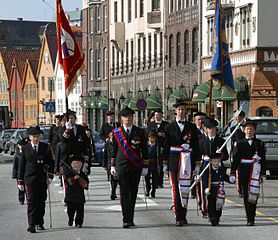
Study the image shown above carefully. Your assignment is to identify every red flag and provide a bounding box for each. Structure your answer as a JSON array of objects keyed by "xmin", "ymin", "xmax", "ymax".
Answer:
[{"xmin": 57, "ymin": 0, "xmax": 83, "ymax": 96}]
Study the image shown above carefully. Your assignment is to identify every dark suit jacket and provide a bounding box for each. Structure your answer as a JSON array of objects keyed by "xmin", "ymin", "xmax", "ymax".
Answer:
[
  {"xmin": 232, "ymin": 138, "xmax": 266, "ymax": 175},
  {"xmin": 230, "ymin": 125, "xmax": 245, "ymax": 151},
  {"xmin": 145, "ymin": 120, "xmax": 169, "ymax": 146},
  {"xmin": 18, "ymin": 142, "xmax": 54, "ymax": 181},
  {"xmin": 111, "ymin": 125, "xmax": 148, "ymax": 173},
  {"xmin": 163, "ymin": 120, "xmax": 201, "ymax": 171},
  {"xmin": 100, "ymin": 122, "xmax": 120, "ymax": 140},
  {"xmin": 199, "ymin": 135, "xmax": 229, "ymax": 162}
]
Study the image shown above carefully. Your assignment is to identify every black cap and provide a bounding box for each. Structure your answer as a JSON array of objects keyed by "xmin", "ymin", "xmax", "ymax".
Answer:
[
  {"xmin": 203, "ymin": 118, "xmax": 218, "ymax": 128},
  {"xmin": 242, "ymin": 119, "xmax": 257, "ymax": 128},
  {"xmin": 27, "ymin": 126, "xmax": 43, "ymax": 135},
  {"xmin": 154, "ymin": 108, "xmax": 163, "ymax": 114},
  {"xmin": 106, "ymin": 110, "xmax": 115, "ymax": 116},
  {"xmin": 193, "ymin": 112, "xmax": 207, "ymax": 118},
  {"xmin": 66, "ymin": 109, "xmax": 76, "ymax": 116},
  {"xmin": 55, "ymin": 114, "xmax": 64, "ymax": 121},
  {"xmin": 237, "ymin": 110, "xmax": 245, "ymax": 117},
  {"xmin": 209, "ymin": 152, "xmax": 222, "ymax": 159},
  {"xmin": 173, "ymin": 99, "xmax": 187, "ymax": 108},
  {"xmin": 69, "ymin": 154, "xmax": 84, "ymax": 163},
  {"xmin": 119, "ymin": 107, "xmax": 135, "ymax": 117}
]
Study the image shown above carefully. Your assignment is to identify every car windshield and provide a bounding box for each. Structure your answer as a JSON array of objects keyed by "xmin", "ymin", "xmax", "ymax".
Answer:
[
  {"xmin": 255, "ymin": 120, "xmax": 278, "ymax": 135},
  {"xmin": 4, "ymin": 130, "xmax": 15, "ymax": 139},
  {"xmin": 16, "ymin": 130, "xmax": 27, "ymax": 139},
  {"xmin": 93, "ymin": 132, "xmax": 104, "ymax": 144},
  {"xmin": 41, "ymin": 128, "xmax": 50, "ymax": 139}
]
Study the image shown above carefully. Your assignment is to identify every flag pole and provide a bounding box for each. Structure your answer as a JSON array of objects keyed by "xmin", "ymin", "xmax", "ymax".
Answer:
[
  {"xmin": 208, "ymin": 77, "xmax": 213, "ymax": 117},
  {"xmin": 65, "ymin": 94, "xmax": 69, "ymax": 121}
]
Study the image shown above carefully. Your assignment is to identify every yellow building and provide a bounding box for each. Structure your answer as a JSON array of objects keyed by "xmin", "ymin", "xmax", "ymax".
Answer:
[
  {"xmin": 37, "ymin": 32, "xmax": 57, "ymax": 125},
  {"xmin": 22, "ymin": 59, "xmax": 39, "ymax": 127}
]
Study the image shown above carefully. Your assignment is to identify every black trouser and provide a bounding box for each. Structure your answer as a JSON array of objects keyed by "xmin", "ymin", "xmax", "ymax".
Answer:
[
  {"xmin": 170, "ymin": 171, "xmax": 187, "ymax": 222},
  {"xmin": 67, "ymin": 202, "xmax": 84, "ymax": 226},
  {"xmin": 207, "ymin": 195, "xmax": 222, "ymax": 223},
  {"xmin": 118, "ymin": 169, "xmax": 141, "ymax": 224},
  {"xmin": 145, "ymin": 170, "xmax": 158, "ymax": 194},
  {"xmin": 240, "ymin": 166, "xmax": 257, "ymax": 222},
  {"xmin": 25, "ymin": 178, "xmax": 47, "ymax": 226},
  {"xmin": 110, "ymin": 174, "xmax": 118, "ymax": 196}
]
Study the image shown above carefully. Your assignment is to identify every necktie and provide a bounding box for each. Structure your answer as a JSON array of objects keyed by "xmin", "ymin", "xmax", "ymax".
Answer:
[
  {"xmin": 126, "ymin": 128, "xmax": 130, "ymax": 135},
  {"xmin": 178, "ymin": 120, "xmax": 185, "ymax": 125},
  {"xmin": 33, "ymin": 146, "xmax": 37, "ymax": 153}
]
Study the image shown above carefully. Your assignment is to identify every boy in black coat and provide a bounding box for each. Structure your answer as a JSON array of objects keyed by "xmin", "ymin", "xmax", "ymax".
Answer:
[
  {"xmin": 12, "ymin": 138, "xmax": 28, "ymax": 204},
  {"xmin": 64, "ymin": 156, "xmax": 89, "ymax": 228},
  {"xmin": 103, "ymin": 130, "xmax": 118, "ymax": 200},
  {"xmin": 203, "ymin": 153, "xmax": 235, "ymax": 226}
]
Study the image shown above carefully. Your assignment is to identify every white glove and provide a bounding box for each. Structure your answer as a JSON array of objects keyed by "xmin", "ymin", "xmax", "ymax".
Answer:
[
  {"xmin": 47, "ymin": 178, "xmax": 53, "ymax": 185},
  {"xmin": 82, "ymin": 162, "xmax": 88, "ymax": 174},
  {"xmin": 163, "ymin": 165, "xmax": 168, "ymax": 174},
  {"xmin": 141, "ymin": 168, "xmax": 148, "ymax": 176},
  {"xmin": 110, "ymin": 166, "xmax": 116, "ymax": 176},
  {"xmin": 65, "ymin": 121, "xmax": 72, "ymax": 129},
  {"xmin": 18, "ymin": 185, "xmax": 24, "ymax": 191},
  {"xmin": 229, "ymin": 176, "xmax": 236, "ymax": 184},
  {"xmin": 83, "ymin": 155, "xmax": 89, "ymax": 162},
  {"xmin": 205, "ymin": 188, "xmax": 210, "ymax": 196},
  {"xmin": 194, "ymin": 166, "xmax": 200, "ymax": 175}
]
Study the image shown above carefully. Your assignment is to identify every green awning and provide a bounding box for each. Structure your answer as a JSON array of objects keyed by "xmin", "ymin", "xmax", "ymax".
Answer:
[
  {"xmin": 88, "ymin": 99, "xmax": 98, "ymax": 109},
  {"xmin": 98, "ymin": 96, "xmax": 108, "ymax": 110},
  {"xmin": 128, "ymin": 96, "xmax": 140, "ymax": 111},
  {"xmin": 121, "ymin": 99, "xmax": 130, "ymax": 109},
  {"xmin": 146, "ymin": 94, "xmax": 162, "ymax": 110},
  {"xmin": 192, "ymin": 81, "xmax": 211, "ymax": 102}
]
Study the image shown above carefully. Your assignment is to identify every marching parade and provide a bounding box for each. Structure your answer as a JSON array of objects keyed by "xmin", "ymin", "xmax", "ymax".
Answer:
[{"xmin": 1, "ymin": 0, "xmax": 278, "ymax": 239}]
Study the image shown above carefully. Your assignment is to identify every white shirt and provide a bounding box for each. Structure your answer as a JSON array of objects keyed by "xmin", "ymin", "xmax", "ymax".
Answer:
[
  {"xmin": 73, "ymin": 125, "xmax": 77, "ymax": 136},
  {"xmin": 124, "ymin": 125, "xmax": 133, "ymax": 135},
  {"xmin": 176, "ymin": 119, "xmax": 186, "ymax": 132},
  {"xmin": 31, "ymin": 142, "xmax": 39, "ymax": 152}
]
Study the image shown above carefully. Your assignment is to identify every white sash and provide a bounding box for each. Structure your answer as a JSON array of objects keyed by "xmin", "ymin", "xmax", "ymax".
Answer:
[
  {"xmin": 178, "ymin": 144, "xmax": 192, "ymax": 208},
  {"xmin": 216, "ymin": 181, "xmax": 226, "ymax": 210},
  {"xmin": 248, "ymin": 155, "xmax": 261, "ymax": 203}
]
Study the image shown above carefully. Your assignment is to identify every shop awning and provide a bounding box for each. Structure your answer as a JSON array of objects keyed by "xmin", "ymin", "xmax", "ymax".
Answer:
[
  {"xmin": 168, "ymin": 89, "xmax": 189, "ymax": 108},
  {"xmin": 146, "ymin": 94, "xmax": 162, "ymax": 110},
  {"xmin": 192, "ymin": 81, "xmax": 211, "ymax": 102},
  {"xmin": 89, "ymin": 97, "xmax": 108, "ymax": 109},
  {"xmin": 121, "ymin": 99, "xmax": 130, "ymax": 108}
]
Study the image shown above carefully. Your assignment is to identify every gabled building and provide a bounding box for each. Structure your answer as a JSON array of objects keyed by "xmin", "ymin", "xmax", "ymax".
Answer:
[
  {"xmin": 37, "ymin": 31, "xmax": 57, "ymax": 125},
  {"xmin": 22, "ymin": 59, "xmax": 39, "ymax": 127},
  {"xmin": 8, "ymin": 50, "xmax": 40, "ymax": 128}
]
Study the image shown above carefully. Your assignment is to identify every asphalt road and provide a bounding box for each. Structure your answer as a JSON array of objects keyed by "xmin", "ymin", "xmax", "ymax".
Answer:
[{"xmin": 1, "ymin": 153, "xmax": 278, "ymax": 240}]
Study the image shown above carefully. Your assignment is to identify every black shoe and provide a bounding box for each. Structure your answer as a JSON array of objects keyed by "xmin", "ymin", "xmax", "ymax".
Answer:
[
  {"xmin": 182, "ymin": 219, "xmax": 188, "ymax": 225},
  {"xmin": 27, "ymin": 225, "xmax": 36, "ymax": 233},
  {"xmin": 110, "ymin": 194, "xmax": 117, "ymax": 200},
  {"xmin": 123, "ymin": 223, "xmax": 130, "ymax": 228},
  {"xmin": 151, "ymin": 192, "xmax": 156, "ymax": 198},
  {"xmin": 145, "ymin": 190, "xmax": 150, "ymax": 197},
  {"xmin": 247, "ymin": 221, "xmax": 254, "ymax": 226},
  {"xmin": 76, "ymin": 224, "xmax": 82, "ymax": 228},
  {"xmin": 68, "ymin": 220, "xmax": 73, "ymax": 226},
  {"xmin": 175, "ymin": 221, "xmax": 183, "ymax": 227},
  {"xmin": 19, "ymin": 201, "xmax": 24, "ymax": 205},
  {"xmin": 128, "ymin": 222, "xmax": 135, "ymax": 226},
  {"xmin": 157, "ymin": 185, "xmax": 164, "ymax": 188},
  {"xmin": 37, "ymin": 225, "xmax": 45, "ymax": 230}
]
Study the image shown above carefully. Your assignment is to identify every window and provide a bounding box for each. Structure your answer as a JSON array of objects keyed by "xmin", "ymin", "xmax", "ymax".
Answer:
[
  {"xmin": 96, "ymin": 47, "xmax": 101, "ymax": 79},
  {"xmin": 30, "ymin": 105, "xmax": 33, "ymax": 119},
  {"xmin": 30, "ymin": 84, "xmax": 33, "ymax": 99},
  {"xmin": 184, "ymin": 30, "xmax": 189, "ymax": 64},
  {"xmin": 137, "ymin": 38, "xmax": 141, "ymax": 71},
  {"xmin": 114, "ymin": 2, "xmax": 118, "ymax": 22},
  {"xmin": 177, "ymin": 0, "xmax": 182, "ymax": 11},
  {"xmin": 33, "ymin": 84, "xmax": 36, "ymax": 99},
  {"xmin": 169, "ymin": 0, "xmax": 174, "ymax": 13},
  {"xmin": 185, "ymin": 0, "xmax": 190, "ymax": 8},
  {"xmin": 116, "ymin": 49, "xmax": 119, "ymax": 74},
  {"xmin": 148, "ymin": 34, "xmax": 152, "ymax": 69},
  {"xmin": 90, "ymin": 8, "xmax": 94, "ymax": 33},
  {"xmin": 121, "ymin": 0, "xmax": 124, "ymax": 22},
  {"xmin": 58, "ymin": 77, "xmax": 63, "ymax": 90},
  {"xmin": 152, "ymin": 0, "xmax": 160, "ymax": 11},
  {"xmin": 41, "ymin": 76, "xmax": 45, "ymax": 90},
  {"xmin": 25, "ymin": 84, "xmax": 29, "ymax": 100},
  {"xmin": 25, "ymin": 106, "xmax": 29, "ymax": 120},
  {"xmin": 48, "ymin": 78, "xmax": 54, "ymax": 92},
  {"xmin": 160, "ymin": 32, "xmax": 163, "ymax": 66},
  {"xmin": 97, "ymin": 5, "xmax": 101, "ymax": 32},
  {"xmin": 90, "ymin": 49, "xmax": 94, "ymax": 80},
  {"xmin": 143, "ymin": 37, "xmax": 146, "ymax": 69},
  {"xmin": 140, "ymin": 0, "xmax": 144, "ymax": 17},
  {"xmin": 169, "ymin": 34, "xmax": 174, "ymax": 67},
  {"xmin": 240, "ymin": 7, "xmax": 251, "ymax": 48},
  {"xmin": 103, "ymin": 48, "xmax": 108, "ymax": 80},
  {"xmin": 58, "ymin": 99, "xmax": 63, "ymax": 113},
  {"xmin": 126, "ymin": 41, "xmax": 129, "ymax": 73},
  {"xmin": 192, "ymin": 28, "xmax": 198, "ymax": 62},
  {"xmin": 131, "ymin": 40, "xmax": 134, "ymax": 72},
  {"xmin": 128, "ymin": 0, "xmax": 131, "ymax": 22},
  {"xmin": 112, "ymin": 46, "xmax": 115, "ymax": 75},
  {"xmin": 207, "ymin": 18, "xmax": 214, "ymax": 55},
  {"xmin": 154, "ymin": 34, "xmax": 157, "ymax": 67},
  {"xmin": 135, "ymin": 0, "xmax": 137, "ymax": 18},
  {"xmin": 121, "ymin": 51, "xmax": 124, "ymax": 74},
  {"xmin": 176, "ymin": 32, "xmax": 181, "ymax": 65},
  {"xmin": 103, "ymin": 5, "xmax": 108, "ymax": 32},
  {"xmin": 34, "ymin": 106, "xmax": 37, "ymax": 119}
]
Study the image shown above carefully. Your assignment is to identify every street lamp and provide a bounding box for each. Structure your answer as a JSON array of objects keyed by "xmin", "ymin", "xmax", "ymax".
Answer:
[
  {"xmin": 179, "ymin": 83, "xmax": 185, "ymax": 95},
  {"xmin": 166, "ymin": 84, "xmax": 172, "ymax": 99},
  {"xmin": 143, "ymin": 87, "xmax": 149, "ymax": 99},
  {"xmin": 119, "ymin": 93, "xmax": 125, "ymax": 106},
  {"xmin": 108, "ymin": 96, "xmax": 116, "ymax": 111},
  {"xmin": 154, "ymin": 86, "xmax": 160, "ymax": 97},
  {"xmin": 127, "ymin": 89, "xmax": 133, "ymax": 99},
  {"xmin": 138, "ymin": 88, "xmax": 143, "ymax": 98}
]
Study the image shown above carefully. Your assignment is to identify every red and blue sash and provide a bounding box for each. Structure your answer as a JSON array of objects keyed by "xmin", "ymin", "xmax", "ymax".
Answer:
[{"xmin": 113, "ymin": 127, "xmax": 142, "ymax": 169}]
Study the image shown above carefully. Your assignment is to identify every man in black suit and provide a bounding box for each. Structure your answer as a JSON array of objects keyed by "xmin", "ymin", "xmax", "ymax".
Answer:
[
  {"xmin": 232, "ymin": 120, "xmax": 266, "ymax": 226},
  {"xmin": 18, "ymin": 126, "xmax": 54, "ymax": 233},
  {"xmin": 48, "ymin": 114, "xmax": 64, "ymax": 156},
  {"xmin": 163, "ymin": 100, "xmax": 201, "ymax": 226},
  {"xmin": 110, "ymin": 107, "xmax": 149, "ymax": 228},
  {"xmin": 199, "ymin": 118, "xmax": 229, "ymax": 217},
  {"xmin": 146, "ymin": 109, "xmax": 169, "ymax": 188},
  {"xmin": 100, "ymin": 110, "xmax": 120, "ymax": 141},
  {"xmin": 230, "ymin": 110, "xmax": 246, "ymax": 197}
]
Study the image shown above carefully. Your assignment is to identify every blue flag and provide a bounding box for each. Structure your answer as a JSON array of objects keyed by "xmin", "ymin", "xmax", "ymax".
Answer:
[{"xmin": 211, "ymin": 0, "xmax": 234, "ymax": 90}]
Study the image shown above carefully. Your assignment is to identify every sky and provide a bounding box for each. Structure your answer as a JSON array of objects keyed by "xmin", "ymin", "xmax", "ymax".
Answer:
[{"xmin": 0, "ymin": 0, "xmax": 82, "ymax": 22}]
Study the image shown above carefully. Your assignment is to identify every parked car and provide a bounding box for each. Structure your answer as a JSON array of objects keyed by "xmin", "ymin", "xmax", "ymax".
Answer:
[
  {"xmin": 8, "ymin": 129, "xmax": 28, "ymax": 155},
  {"xmin": 222, "ymin": 117, "xmax": 278, "ymax": 176},
  {"xmin": 0, "ymin": 129, "xmax": 16, "ymax": 153},
  {"xmin": 92, "ymin": 131, "xmax": 105, "ymax": 166},
  {"xmin": 40, "ymin": 125, "xmax": 51, "ymax": 144}
]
